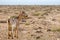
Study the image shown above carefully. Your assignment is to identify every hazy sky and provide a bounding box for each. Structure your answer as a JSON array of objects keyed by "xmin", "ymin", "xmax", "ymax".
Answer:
[{"xmin": 0, "ymin": 0, "xmax": 60, "ymax": 5}]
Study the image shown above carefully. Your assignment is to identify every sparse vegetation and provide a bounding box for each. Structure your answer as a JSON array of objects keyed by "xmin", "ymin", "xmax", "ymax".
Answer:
[
  {"xmin": 15, "ymin": 13, "xmax": 18, "ymax": 14},
  {"xmin": 51, "ymin": 28, "xmax": 60, "ymax": 32},
  {"xmin": 32, "ymin": 11, "xmax": 47, "ymax": 16},
  {"xmin": 0, "ymin": 6, "xmax": 60, "ymax": 40},
  {"xmin": 25, "ymin": 22, "xmax": 30, "ymax": 25},
  {"xmin": 32, "ymin": 13, "xmax": 40, "ymax": 16}
]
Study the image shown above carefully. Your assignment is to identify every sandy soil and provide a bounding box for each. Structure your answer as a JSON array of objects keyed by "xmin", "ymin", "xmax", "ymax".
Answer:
[{"xmin": 0, "ymin": 5, "xmax": 60, "ymax": 40}]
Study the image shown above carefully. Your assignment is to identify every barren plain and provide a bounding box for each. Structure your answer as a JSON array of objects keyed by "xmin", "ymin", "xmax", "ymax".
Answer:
[{"xmin": 0, "ymin": 5, "xmax": 60, "ymax": 40}]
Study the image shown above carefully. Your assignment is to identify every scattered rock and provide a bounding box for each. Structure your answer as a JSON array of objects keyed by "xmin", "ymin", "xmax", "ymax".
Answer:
[
  {"xmin": 0, "ymin": 10, "xmax": 2, "ymax": 12},
  {"xmin": 47, "ymin": 29, "xmax": 51, "ymax": 32},
  {"xmin": 36, "ymin": 30, "xmax": 43, "ymax": 33},
  {"xmin": 31, "ymin": 21, "xmax": 35, "ymax": 24},
  {"xmin": 52, "ymin": 19, "xmax": 56, "ymax": 21},
  {"xmin": 36, "ymin": 36, "xmax": 40, "ymax": 39},
  {"xmin": 31, "ymin": 34, "xmax": 35, "ymax": 36},
  {"xmin": 0, "ymin": 21, "xmax": 7, "ymax": 23},
  {"xmin": 38, "ymin": 27, "xmax": 42, "ymax": 29}
]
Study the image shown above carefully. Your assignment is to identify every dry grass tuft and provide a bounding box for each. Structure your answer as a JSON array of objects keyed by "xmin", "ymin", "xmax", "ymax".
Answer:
[
  {"xmin": 25, "ymin": 22, "xmax": 30, "ymax": 25},
  {"xmin": 52, "ymin": 28, "xmax": 60, "ymax": 32},
  {"xmin": 32, "ymin": 12, "xmax": 40, "ymax": 16}
]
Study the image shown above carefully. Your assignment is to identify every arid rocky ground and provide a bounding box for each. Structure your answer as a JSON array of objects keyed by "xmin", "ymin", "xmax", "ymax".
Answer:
[{"xmin": 0, "ymin": 5, "xmax": 60, "ymax": 40}]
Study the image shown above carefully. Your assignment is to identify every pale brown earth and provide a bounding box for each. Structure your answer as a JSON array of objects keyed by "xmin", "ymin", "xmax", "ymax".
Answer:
[{"xmin": 0, "ymin": 5, "xmax": 60, "ymax": 40}]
